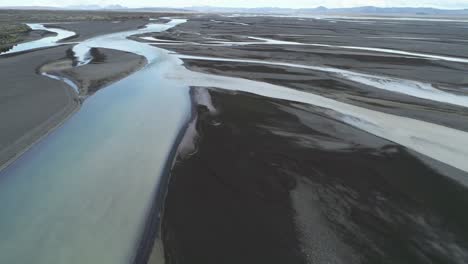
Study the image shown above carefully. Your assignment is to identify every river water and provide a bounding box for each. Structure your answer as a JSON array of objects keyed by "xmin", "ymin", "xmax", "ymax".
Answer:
[
  {"xmin": 0, "ymin": 24, "xmax": 75, "ymax": 55},
  {"xmin": 1, "ymin": 16, "xmax": 468, "ymax": 264},
  {"xmin": 0, "ymin": 19, "xmax": 190, "ymax": 264}
]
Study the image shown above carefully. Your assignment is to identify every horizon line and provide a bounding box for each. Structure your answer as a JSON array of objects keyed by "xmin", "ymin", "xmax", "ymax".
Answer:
[{"xmin": 0, "ymin": 5, "xmax": 468, "ymax": 11}]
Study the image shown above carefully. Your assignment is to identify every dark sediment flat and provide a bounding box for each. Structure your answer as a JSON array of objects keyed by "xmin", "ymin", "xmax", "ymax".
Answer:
[
  {"xmin": 0, "ymin": 9, "xmax": 174, "ymax": 24},
  {"xmin": 40, "ymin": 47, "xmax": 147, "ymax": 96},
  {"xmin": 183, "ymin": 59, "xmax": 468, "ymax": 131},
  {"xmin": 66, "ymin": 48, "xmax": 146, "ymax": 95},
  {"xmin": 144, "ymin": 15, "xmax": 468, "ymax": 133},
  {"xmin": 157, "ymin": 15, "xmax": 468, "ymax": 264},
  {"xmin": 0, "ymin": 29, "xmax": 55, "ymax": 52},
  {"xmin": 162, "ymin": 89, "xmax": 307, "ymax": 264},
  {"xmin": 1, "ymin": 12, "xmax": 467, "ymax": 264},
  {"xmin": 0, "ymin": 45, "xmax": 79, "ymax": 168},
  {"xmin": 162, "ymin": 87, "xmax": 468, "ymax": 264}
]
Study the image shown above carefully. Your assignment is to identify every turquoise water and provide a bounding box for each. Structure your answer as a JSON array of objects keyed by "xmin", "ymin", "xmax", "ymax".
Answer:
[{"xmin": 0, "ymin": 20, "xmax": 190, "ymax": 263}]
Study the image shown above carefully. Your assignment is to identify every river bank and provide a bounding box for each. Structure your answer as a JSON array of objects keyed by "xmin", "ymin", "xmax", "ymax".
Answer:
[
  {"xmin": 162, "ymin": 86, "xmax": 468, "ymax": 264},
  {"xmin": 0, "ymin": 45, "xmax": 79, "ymax": 168},
  {"xmin": 0, "ymin": 18, "xmax": 157, "ymax": 169}
]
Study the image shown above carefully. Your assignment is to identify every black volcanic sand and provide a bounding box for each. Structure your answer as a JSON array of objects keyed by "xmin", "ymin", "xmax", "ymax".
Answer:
[
  {"xmin": 40, "ymin": 47, "xmax": 147, "ymax": 96},
  {"xmin": 0, "ymin": 29, "xmax": 55, "ymax": 53},
  {"xmin": 154, "ymin": 15, "xmax": 468, "ymax": 58},
  {"xmin": 162, "ymin": 87, "xmax": 468, "ymax": 264},
  {"xmin": 144, "ymin": 16, "xmax": 468, "ymax": 131},
  {"xmin": 0, "ymin": 45, "xmax": 79, "ymax": 168},
  {"xmin": 166, "ymin": 43, "xmax": 468, "ymax": 87},
  {"xmin": 0, "ymin": 9, "xmax": 174, "ymax": 24},
  {"xmin": 184, "ymin": 59, "xmax": 468, "ymax": 131},
  {"xmin": 50, "ymin": 20, "xmax": 149, "ymax": 42},
  {"xmin": 64, "ymin": 48, "xmax": 146, "ymax": 94},
  {"xmin": 148, "ymin": 15, "xmax": 468, "ymax": 86}
]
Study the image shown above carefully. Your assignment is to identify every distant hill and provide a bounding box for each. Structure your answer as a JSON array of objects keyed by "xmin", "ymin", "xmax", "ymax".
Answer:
[
  {"xmin": 0, "ymin": 5, "xmax": 190, "ymax": 13},
  {"xmin": 298, "ymin": 6, "xmax": 468, "ymax": 15},
  {"xmin": 0, "ymin": 5, "xmax": 467, "ymax": 16},
  {"xmin": 0, "ymin": 6, "xmax": 62, "ymax": 10}
]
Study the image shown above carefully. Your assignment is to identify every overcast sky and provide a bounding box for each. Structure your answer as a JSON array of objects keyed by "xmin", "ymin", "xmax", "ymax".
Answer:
[{"xmin": 1, "ymin": 0, "xmax": 468, "ymax": 9}]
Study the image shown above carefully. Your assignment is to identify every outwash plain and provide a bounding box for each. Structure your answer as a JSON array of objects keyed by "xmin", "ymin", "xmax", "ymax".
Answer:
[{"xmin": 0, "ymin": 9, "xmax": 468, "ymax": 264}]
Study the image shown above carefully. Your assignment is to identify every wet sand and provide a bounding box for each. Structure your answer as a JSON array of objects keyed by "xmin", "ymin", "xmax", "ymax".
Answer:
[
  {"xmin": 0, "ymin": 45, "xmax": 78, "ymax": 168},
  {"xmin": 0, "ymin": 21, "xmax": 150, "ymax": 168},
  {"xmin": 40, "ymin": 47, "xmax": 147, "ymax": 96},
  {"xmin": 145, "ymin": 16, "xmax": 468, "ymax": 132}
]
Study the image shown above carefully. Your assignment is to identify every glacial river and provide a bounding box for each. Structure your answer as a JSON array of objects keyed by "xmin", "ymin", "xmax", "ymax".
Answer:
[{"xmin": 0, "ymin": 19, "xmax": 190, "ymax": 264}]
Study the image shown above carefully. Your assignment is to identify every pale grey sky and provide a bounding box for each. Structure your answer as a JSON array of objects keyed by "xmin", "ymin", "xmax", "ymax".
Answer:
[{"xmin": 1, "ymin": 0, "xmax": 468, "ymax": 9}]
